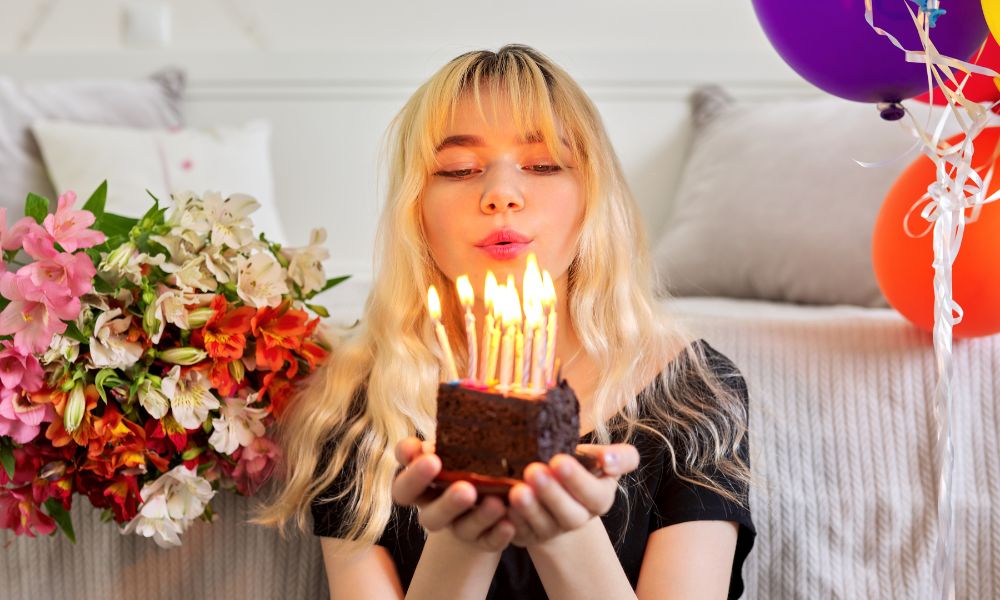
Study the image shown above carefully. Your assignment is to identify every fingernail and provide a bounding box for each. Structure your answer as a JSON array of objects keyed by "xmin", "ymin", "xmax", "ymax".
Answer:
[
  {"xmin": 531, "ymin": 469, "xmax": 549, "ymax": 487},
  {"xmin": 603, "ymin": 452, "xmax": 617, "ymax": 470}
]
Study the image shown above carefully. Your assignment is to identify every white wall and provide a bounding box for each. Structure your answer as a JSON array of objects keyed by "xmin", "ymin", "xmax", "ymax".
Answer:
[{"xmin": 0, "ymin": 0, "xmax": 821, "ymax": 322}]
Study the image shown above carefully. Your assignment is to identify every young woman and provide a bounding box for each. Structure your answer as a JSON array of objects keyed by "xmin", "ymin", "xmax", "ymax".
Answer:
[{"xmin": 254, "ymin": 44, "xmax": 756, "ymax": 599}]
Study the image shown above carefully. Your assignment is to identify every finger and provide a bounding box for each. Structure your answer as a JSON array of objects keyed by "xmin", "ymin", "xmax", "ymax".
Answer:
[
  {"xmin": 480, "ymin": 518, "xmax": 516, "ymax": 552},
  {"xmin": 510, "ymin": 478, "xmax": 563, "ymax": 538},
  {"xmin": 525, "ymin": 462, "xmax": 593, "ymax": 530},
  {"xmin": 451, "ymin": 495, "xmax": 506, "ymax": 541},
  {"xmin": 394, "ymin": 437, "xmax": 425, "ymax": 466},
  {"xmin": 417, "ymin": 480, "xmax": 477, "ymax": 531},
  {"xmin": 576, "ymin": 443, "xmax": 640, "ymax": 477},
  {"xmin": 550, "ymin": 453, "xmax": 619, "ymax": 516},
  {"xmin": 506, "ymin": 508, "xmax": 535, "ymax": 547},
  {"xmin": 392, "ymin": 453, "xmax": 441, "ymax": 506}
]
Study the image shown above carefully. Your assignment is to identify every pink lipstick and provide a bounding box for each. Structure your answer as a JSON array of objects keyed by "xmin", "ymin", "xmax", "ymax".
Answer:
[{"xmin": 475, "ymin": 228, "xmax": 532, "ymax": 261}]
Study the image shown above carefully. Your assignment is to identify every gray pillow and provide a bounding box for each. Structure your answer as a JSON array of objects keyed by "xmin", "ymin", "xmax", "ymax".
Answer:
[
  {"xmin": 0, "ymin": 68, "xmax": 185, "ymax": 217},
  {"xmin": 652, "ymin": 85, "xmax": 944, "ymax": 307}
]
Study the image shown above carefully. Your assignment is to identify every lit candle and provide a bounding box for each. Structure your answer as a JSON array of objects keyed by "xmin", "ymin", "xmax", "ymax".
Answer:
[
  {"xmin": 523, "ymin": 254, "xmax": 546, "ymax": 392},
  {"xmin": 498, "ymin": 286, "xmax": 519, "ymax": 391},
  {"xmin": 478, "ymin": 271, "xmax": 497, "ymax": 385},
  {"xmin": 456, "ymin": 275, "xmax": 477, "ymax": 381},
  {"xmin": 427, "ymin": 285, "xmax": 460, "ymax": 382},
  {"xmin": 542, "ymin": 270, "xmax": 558, "ymax": 385},
  {"xmin": 486, "ymin": 286, "xmax": 502, "ymax": 386},
  {"xmin": 513, "ymin": 326, "xmax": 525, "ymax": 391}
]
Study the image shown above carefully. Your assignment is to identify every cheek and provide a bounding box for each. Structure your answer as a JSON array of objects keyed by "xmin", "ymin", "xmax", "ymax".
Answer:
[{"xmin": 420, "ymin": 189, "xmax": 464, "ymax": 275}]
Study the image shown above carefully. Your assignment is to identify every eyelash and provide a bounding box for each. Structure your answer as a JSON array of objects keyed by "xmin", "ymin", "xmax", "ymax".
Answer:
[{"xmin": 435, "ymin": 164, "xmax": 564, "ymax": 179}]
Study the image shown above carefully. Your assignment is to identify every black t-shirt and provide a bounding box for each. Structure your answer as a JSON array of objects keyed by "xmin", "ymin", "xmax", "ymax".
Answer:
[{"xmin": 312, "ymin": 338, "xmax": 756, "ymax": 599}]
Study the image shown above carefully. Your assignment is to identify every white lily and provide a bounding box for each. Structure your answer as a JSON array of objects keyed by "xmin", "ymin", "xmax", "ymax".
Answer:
[
  {"xmin": 137, "ymin": 379, "xmax": 170, "ymax": 419},
  {"xmin": 42, "ymin": 334, "xmax": 79, "ymax": 365},
  {"xmin": 162, "ymin": 255, "xmax": 218, "ymax": 293},
  {"xmin": 89, "ymin": 308, "xmax": 144, "ymax": 369},
  {"xmin": 203, "ymin": 192, "xmax": 259, "ymax": 249},
  {"xmin": 121, "ymin": 464, "xmax": 215, "ymax": 548},
  {"xmin": 208, "ymin": 392, "xmax": 268, "ymax": 455},
  {"xmin": 283, "ymin": 228, "xmax": 330, "ymax": 295},
  {"xmin": 160, "ymin": 366, "xmax": 220, "ymax": 429},
  {"xmin": 236, "ymin": 252, "xmax": 289, "ymax": 308}
]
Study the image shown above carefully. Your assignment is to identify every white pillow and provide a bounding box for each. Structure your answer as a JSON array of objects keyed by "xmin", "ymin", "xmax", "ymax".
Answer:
[
  {"xmin": 652, "ymin": 85, "xmax": 965, "ymax": 308},
  {"xmin": 0, "ymin": 69, "xmax": 185, "ymax": 217},
  {"xmin": 30, "ymin": 118, "xmax": 287, "ymax": 246}
]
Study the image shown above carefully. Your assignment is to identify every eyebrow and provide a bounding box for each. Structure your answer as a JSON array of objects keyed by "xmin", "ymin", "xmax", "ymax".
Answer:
[{"xmin": 435, "ymin": 132, "xmax": 570, "ymax": 153}]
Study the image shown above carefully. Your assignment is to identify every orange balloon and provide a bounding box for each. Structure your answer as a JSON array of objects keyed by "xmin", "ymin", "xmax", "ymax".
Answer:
[{"xmin": 873, "ymin": 127, "xmax": 1000, "ymax": 339}]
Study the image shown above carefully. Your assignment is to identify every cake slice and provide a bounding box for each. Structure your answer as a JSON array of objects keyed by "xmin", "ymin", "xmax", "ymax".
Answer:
[{"xmin": 429, "ymin": 377, "xmax": 597, "ymax": 498}]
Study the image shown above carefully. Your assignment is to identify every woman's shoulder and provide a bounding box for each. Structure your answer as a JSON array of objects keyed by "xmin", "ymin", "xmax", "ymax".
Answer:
[{"xmin": 644, "ymin": 338, "xmax": 747, "ymax": 402}]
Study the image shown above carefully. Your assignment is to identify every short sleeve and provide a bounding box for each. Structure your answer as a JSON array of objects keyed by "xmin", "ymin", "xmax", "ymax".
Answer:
[{"xmin": 650, "ymin": 341, "xmax": 756, "ymax": 598}]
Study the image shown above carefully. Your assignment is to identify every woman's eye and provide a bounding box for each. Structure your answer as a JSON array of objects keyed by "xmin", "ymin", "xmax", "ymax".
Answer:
[
  {"xmin": 527, "ymin": 164, "xmax": 562, "ymax": 173},
  {"xmin": 435, "ymin": 168, "xmax": 477, "ymax": 178}
]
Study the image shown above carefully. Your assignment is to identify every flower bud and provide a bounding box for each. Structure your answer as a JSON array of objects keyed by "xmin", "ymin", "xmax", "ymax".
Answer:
[
  {"xmin": 228, "ymin": 359, "xmax": 245, "ymax": 384},
  {"xmin": 181, "ymin": 446, "xmax": 204, "ymax": 461},
  {"xmin": 159, "ymin": 347, "xmax": 207, "ymax": 366},
  {"xmin": 143, "ymin": 301, "xmax": 162, "ymax": 338},
  {"xmin": 64, "ymin": 383, "xmax": 86, "ymax": 433},
  {"xmin": 39, "ymin": 461, "xmax": 67, "ymax": 481},
  {"xmin": 187, "ymin": 307, "xmax": 215, "ymax": 329}
]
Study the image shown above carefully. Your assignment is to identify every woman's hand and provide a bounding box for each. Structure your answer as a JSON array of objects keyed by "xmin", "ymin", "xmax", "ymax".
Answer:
[
  {"xmin": 507, "ymin": 443, "xmax": 640, "ymax": 548},
  {"xmin": 391, "ymin": 437, "xmax": 516, "ymax": 553}
]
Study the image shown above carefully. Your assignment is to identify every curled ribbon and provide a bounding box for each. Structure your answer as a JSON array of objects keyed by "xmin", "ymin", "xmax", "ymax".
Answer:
[{"xmin": 861, "ymin": 2, "xmax": 1000, "ymax": 599}]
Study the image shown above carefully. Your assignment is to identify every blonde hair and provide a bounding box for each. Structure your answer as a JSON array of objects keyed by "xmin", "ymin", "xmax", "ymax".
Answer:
[{"xmin": 251, "ymin": 44, "xmax": 753, "ymax": 552}]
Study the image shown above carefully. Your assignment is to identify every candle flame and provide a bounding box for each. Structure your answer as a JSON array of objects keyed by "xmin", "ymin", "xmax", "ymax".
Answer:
[
  {"xmin": 541, "ymin": 269, "xmax": 556, "ymax": 310},
  {"xmin": 508, "ymin": 284, "xmax": 523, "ymax": 327},
  {"xmin": 484, "ymin": 271, "xmax": 498, "ymax": 312},
  {"xmin": 427, "ymin": 285, "xmax": 442, "ymax": 320},
  {"xmin": 523, "ymin": 254, "xmax": 544, "ymax": 327},
  {"xmin": 456, "ymin": 275, "xmax": 474, "ymax": 307}
]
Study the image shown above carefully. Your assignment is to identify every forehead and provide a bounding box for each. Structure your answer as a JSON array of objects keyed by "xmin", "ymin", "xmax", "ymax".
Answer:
[{"xmin": 436, "ymin": 93, "xmax": 567, "ymax": 153}]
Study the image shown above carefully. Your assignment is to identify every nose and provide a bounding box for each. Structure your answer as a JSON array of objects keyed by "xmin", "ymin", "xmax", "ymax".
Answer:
[{"xmin": 479, "ymin": 166, "xmax": 525, "ymax": 215}]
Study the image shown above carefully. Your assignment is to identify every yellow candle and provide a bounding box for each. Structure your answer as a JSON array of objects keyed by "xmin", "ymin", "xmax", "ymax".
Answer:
[
  {"xmin": 542, "ymin": 270, "xmax": 558, "ymax": 385},
  {"xmin": 479, "ymin": 271, "xmax": 497, "ymax": 385},
  {"xmin": 427, "ymin": 285, "xmax": 459, "ymax": 382},
  {"xmin": 513, "ymin": 328, "xmax": 524, "ymax": 391},
  {"xmin": 523, "ymin": 254, "xmax": 546, "ymax": 392},
  {"xmin": 456, "ymin": 275, "xmax": 477, "ymax": 381},
  {"xmin": 498, "ymin": 285, "xmax": 522, "ymax": 391}
]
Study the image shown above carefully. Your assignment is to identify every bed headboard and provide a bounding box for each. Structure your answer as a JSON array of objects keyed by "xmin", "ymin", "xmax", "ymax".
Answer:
[{"xmin": 0, "ymin": 49, "xmax": 815, "ymax": 320}]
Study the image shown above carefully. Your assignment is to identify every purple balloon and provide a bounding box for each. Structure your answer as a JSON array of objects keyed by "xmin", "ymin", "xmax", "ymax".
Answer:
[{"xmin": 752, "ymin": 0, "xmax": 988, "ymax": 103}]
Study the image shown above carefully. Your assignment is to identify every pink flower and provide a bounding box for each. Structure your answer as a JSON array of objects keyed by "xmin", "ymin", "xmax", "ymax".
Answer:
[
  {"xmin": 231, "ymin": 436, "xmax": 281, "ymax": 495},
  {"xmin": 0, "ymin": 208, "xmax": 36, "ymax": 269},
  {"xmin": 0, "ymin": 272, "xmax": 69, "ymax": 354},
  {"xmin": 0, "ymin": 387, "xmax": 55, "ymax": 444},
  {"xmin": 0, "ymin": 485, "xmax": 57, "ymax": 537},
  {"xmin": 22, "ymin": 191, "xmax": 105, "ymax": 258},
  {"xmin": 0, "ymin": 340, "xmax": 43, "ymax": 392},
  {"xmin": 19, "ymin": 252, "xmax": 95, "ymax": 304},
  {"xmin": 46, "ymin": 191, "xmax": 105, "ymax": 251}
]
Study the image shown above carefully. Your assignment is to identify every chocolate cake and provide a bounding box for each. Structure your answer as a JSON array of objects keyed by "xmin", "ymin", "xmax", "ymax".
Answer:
[{"xmin": 431, "ymin": 377, "xmax": 595, "ymax": 497}]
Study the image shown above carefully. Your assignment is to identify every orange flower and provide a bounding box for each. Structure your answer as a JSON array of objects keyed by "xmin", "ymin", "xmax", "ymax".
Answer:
[
  {"xmin": 194, "ymin": 295, "xmax": 255, "ymax": 360},
  {"xmin": 261, "ymin": 371, "xmax": 296, "ymax": 419},
  {"xmin": 44, "ymin": 385, "xmax": 100, "ymax": 448},
  {"xmin": 251, "ymin": 301, "xmax": 311, "ymax": 372}
]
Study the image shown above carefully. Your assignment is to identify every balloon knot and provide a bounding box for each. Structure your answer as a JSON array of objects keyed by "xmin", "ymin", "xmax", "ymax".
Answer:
[
  {"xmin": 877, "ymin": 101, "xmax": 906, "ymax": 121},
  {"xmin": 908, "ymin": 0, "xmax": 946, "ymax": 27}
]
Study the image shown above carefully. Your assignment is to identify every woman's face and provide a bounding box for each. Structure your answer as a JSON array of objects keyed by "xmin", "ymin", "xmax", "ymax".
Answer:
[{"xmin": 420, "ymin": 92, "xmax": 585, "ymax": 305}]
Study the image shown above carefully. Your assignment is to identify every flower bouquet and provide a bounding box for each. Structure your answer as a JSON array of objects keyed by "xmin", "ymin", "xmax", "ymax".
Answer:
[{"xmin": 0, "ymin": 182, "xmax": 343, "ymax": 547}]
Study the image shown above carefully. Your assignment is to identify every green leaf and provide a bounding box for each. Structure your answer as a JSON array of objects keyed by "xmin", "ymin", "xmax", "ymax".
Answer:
[
  {"xmin": 63, "ymin": 321, "xmax": 89, "ymax": 344},
  {"xmin": 305, "ymin": 303, "xmax": 330, "ymax": 318},
  {"xmin": 93, "ymin": 275, "xmax": 116, "ymax": 295},
  {"xmin": 99, "ymin": 508, "xmax": 114, "ymax": 523},
  {"xmin": 95, "ymin": 213, "xmax": 139, "ymax": 239},
  {"xmin": 82, "ymin": 181, "xmax": 107, "ymax": 220},
  {"xmin": 0, "ymin": 440, "xmax": 15, "ymax": 480},
  {"xmin": 43, "ymin": 499, "xmax": 76, "ymax": 544},
  {"xmin": 95, "ymin": 369, "xmax": 123, "ymax": 404},
  {"xmin": 24, "ymin": 193, "xmax": 50, "ymax": 224},
  {"xmin": 307, "ymin": 275, "xmax": 351, "ymax": 299}
]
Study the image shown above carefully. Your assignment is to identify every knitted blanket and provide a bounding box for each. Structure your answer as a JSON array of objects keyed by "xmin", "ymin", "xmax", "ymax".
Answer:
[{"xmin": 3, "ymin": 297, "xmax": 997, "ymax": 599}]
